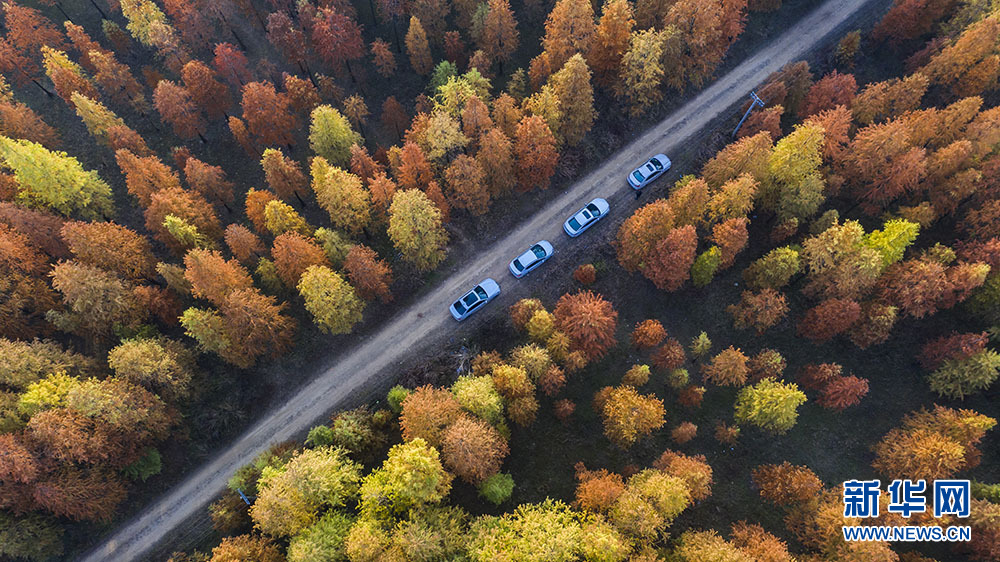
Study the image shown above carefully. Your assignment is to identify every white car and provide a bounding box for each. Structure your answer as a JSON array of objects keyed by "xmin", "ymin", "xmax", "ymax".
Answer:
[
  {"xmin": 563, "ymin": 198, "xmax": 609, "ymax": 237},
  {"xmin": 449, "ymin": 278, "xmax": 501, "ymax": 321},
  {"xmin": 508, "ymin": 240, "xmax": 554, "ymax": 278},
  {"xmin": 627, "ymin": 154, "xmax": 671, "ymax": 190}
]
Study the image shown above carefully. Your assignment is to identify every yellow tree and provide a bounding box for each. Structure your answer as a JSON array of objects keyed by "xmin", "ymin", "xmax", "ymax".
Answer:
[
  {"xmin": 480, "ymin": 0, "xmax": 519, "ymax": 71},
  {"xmin": 297, "ymin": 265, "xmax": 365, "ymax": 335},
  {"xmin": 406, "ymin": 17, "xmax": 433, "ymax": 75},
  {"xmin": 587, "ymin": 0, "xmax": 635, "ymax": 87},
  {"xmin": 311, "ymin": 158, "xmax": 372, "ymax": 235},
  {"xmin": 445, "ymin": 154, "xmax": 489, "ymax": 215},
  {"xmin": 542, "ymin": 0, "xmax": 596, "ymax": 71},
  {"xmin": 388, "ymin": 190, "xmax": 449, "ymax": 271},
  {"xmin": 619, "ymin": 29, "xmax": 665, "ymax": 116},
  {"xmin": 550, "ymin": 54, "xmax": 595, "ymax": 146}
]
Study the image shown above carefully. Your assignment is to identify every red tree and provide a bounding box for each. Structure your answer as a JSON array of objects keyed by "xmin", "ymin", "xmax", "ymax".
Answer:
[
  {"xmin": 515, "ymin": 115, "xmax": 558, "ymax": 191},
  {"xmin": 181, "ymin": 60, "xmax": 232, "ymax": 119},
  {"xmin": 153, "ymin": 80, "xmax": 206, "ymax": 140},
  {"xmin": 644, "ymin": 225, "xmax": 697, "ymax": 291},
  {"xmin": 344, "ymin": 244, "xmax": 393, "ymax": 302},
  {"xmin": 796, "ymin": 298, "xmax": 861, "ymax": 343},
  {"xmin": 799, "ymin": 71, "xmax": 857, "ymax": 118},
  {"xmin": 213, "ymin": 43, "xmax": 253, "ymax": 89},
  {"xmin": 241, "ymin": 81, "xmax": 297, "ymax": 147},
  {"xmin": 311, "ymin": 8, "xmax": 365, "ymax": 78}
]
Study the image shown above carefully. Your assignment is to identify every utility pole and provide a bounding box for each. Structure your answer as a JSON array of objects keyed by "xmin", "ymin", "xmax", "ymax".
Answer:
[{"xmin": 733, "ymin": 91, "xmax": 765, "ymax": 138}]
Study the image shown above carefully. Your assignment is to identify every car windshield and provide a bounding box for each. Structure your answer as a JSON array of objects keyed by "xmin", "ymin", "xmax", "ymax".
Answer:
[
  {"xmin": 512, "ymin": 258, "xmax": 525, "ymax": 271},
  {"xmin": 650, "ymin": 158, "xmax": 663, "ymax": 170},
  {"xmin": 531, "ymin": 245, "xmax": 547, "ymax": 258},
  {"xmin": 453, "ymin": 300, "xmax": 467, "ymax": 315},
  {"xmin": 632, "ymin": 170, "xmax": 645, "ymax": 182},
  {"xmin": 568, "ymin": 217, "xmax": 582, "ymax": 230},
  {"xmin": 475, "ymin": 287, "xmax": 488, "ymax": 299},
  {"xmin": 586, "ymin": 203, "xmax": 601, "ymax": 216}
]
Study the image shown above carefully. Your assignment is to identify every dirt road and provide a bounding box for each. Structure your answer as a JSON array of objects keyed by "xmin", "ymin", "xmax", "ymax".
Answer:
[{"xmin": 81, "ymin": 0, "xmax": 878, "ymax": 558}]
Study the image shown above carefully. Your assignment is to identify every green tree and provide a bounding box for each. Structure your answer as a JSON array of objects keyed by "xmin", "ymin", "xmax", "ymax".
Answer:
[
  {"xmin": 251, "ymin": 446, "xmax": 362, "ymax": 537},
  {"xmin": 388, "ymin": 190, "xmax": 449, "ymax": 271},
  {"xmin": 864, "ymin": 219, "xmax": 919, "ymax": 269},
  {"xmin": 359, "ymin": 438, "xmax": 453, "ymax": 520},
  {"xmin": 479, "ymin": 472, "xmax": 515, "ymax": 506},
  {"xmin": 287, "ymin": 511, "xmax": 354, "ymax": 562},
  {"xmin": 734, "ymin": 378, "xmax": 807, "ymax": 434},
  {"xmin": 309, "ymin": 105, "xmax": 362, "ymax": 167},
  {"xmin": 691, "ymin": 246, "xmax": 722, "ymax": 287},
  {"xmin": 742, "ymin": 246, "xmax": 800, "ymax": 290},
  {"xmin": 451, "ymin": 375, "xmax": 504, "ymax": 424},
  {"xmin": 0, "ymin": 512, "xmax": 64, "ymax": 562},
  {"xmin": 0, "ymin": 136, "xmax": 113, "ymax": 219},
  {"xmin": 297, "ymin": 265, "xmax": 366, "ymax": 335},
  {"xmin": 762, "ymin": 123, "xmax": 825, "ymax": 221},
  {"xmin": 928, "ymin": 349, "xmax": 1000, "ymax": 399}
]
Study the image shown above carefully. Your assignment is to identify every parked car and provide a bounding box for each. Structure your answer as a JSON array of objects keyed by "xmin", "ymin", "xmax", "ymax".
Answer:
[
  {"xmin": 449, "ymin": 278, "xmax": 501, "ymax": 321},
  {"xmin": 563, "ymin": 198, "xmax": 610, "ymax": 237},
  {"xmin": 626, "ymin": 154, "xmax": 671, "ymax": 190},
  {"xmin": 508, "ymin": 240, "xmax": 554, "ymax": 278}
]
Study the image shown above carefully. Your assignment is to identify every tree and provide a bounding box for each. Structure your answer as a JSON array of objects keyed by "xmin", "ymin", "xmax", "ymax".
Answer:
[
  {"xmin": 250, "ymin": 446, "xmax": 361, "ymax": 537},
  {"xmin": 619, "ymin": 29, "xmax": 665, "ymax": 116},
  {"xmin": 400, "ymin": 385, "xmax": 463, "ymax": 449},
  {"xmin": 444, "ymin": 154, "xmax": 489, "ymax": 215},
  {"xmin": 515, "ymin": 115, "xmax": 559, "ymax": 191},
  {"xmin": 344, "ymin": 245, "xmax": 393, "ymax": 302},
  {"xmin": 616, "ymin": 200, "xmax": 675, "ymax": 271},
  {"xmin": 711, "ymin": 218, "xmax": 748, "ymax": 268},
  {"xmin": 735, "ymin": 378, "xmax": 806, "ymax": 434},
  {"xmin": 359, "ymin": 438, "xmax": 452, "ymax": 519},
  {"xmin": 180, "ymin": 61, "xmax": 231, "ymax": 119},
  {"xmin": 108, "ymin": 337, "xmax": 195, "ymax": 399},
  {"xmin": 309, "ymin": 105, "xmax": 362, "ymax": 166},
  {"xmin": 396, "ymin": 141, "xmax": 433, "ymax": 190},
  {"xmin": 738, "ymin": 104, "xmax": 782, "ymax": 140},
  {"xmin": 451, "ymin": 375, "xmax": 504, "ymax": 424},
  {"xmin": 752, "ymin": 461, "xmax": 822, "ymax": 505},
  {"xmin": 260, "ymin": 148, "xmax": 307, "ymax": 203},
  {"xmin": 549, "ymin": 54, "xmax": 595, "ymax": 146},
  {"xmin": 461, "ymin": 96, "xmax": 493, "ymax": 145},
  {"xmin": 799, "ymin": 71, "xmax": 856, "ymax": 117},
  {"xmin": 801, "ymin": 221, "xmax": 882, "ymax": 300},
  {"xmin": 311, "ymin": 159, "xmax": 372, "ymax": 234},
  {"xmin": 145, "ymin": 187, "xmax": 220, "ymax": 251},
  {"xmin": 311, "ymin": 8, "xmax": 365, "ymax": 77},
  {"xmin": 242, "ymin": 81, "xmax": 297, "ymax": 147},
  {"xmin": 406, "ymin": 17, "xmax": 433, "ymax": 75},
  {"xmin": 554, "ymin": 291, "xmax": 618, "ymax": 359},
  {"xmin": 210, "ymin": 534, "xmax": 283, "ymax": 562},
  {"xmin": 442, "ymin": 415, "xmax": 509, "ymax": 483},
  {"xmin": 644, "ymin": 225, "xmax": 698, "ymax": 291},
  {"xmin": 184, "ymin": 249, "xmax": 253, "ymax": 305},
  {"xmin": 71, "ymin": 93, "xmax": 129, "ymax": 149},
  {"xmin": 691, "ymin": 246, "xmax": 722, "ymax": 288},
  {"xmin": 842, "ymin": 119, "xmax": 926, "ymax": 209},
  {"xmin": 41, "ymin": 47, "xmax": 98, "ymax": 108},
  {"xmin": 273, "ymin": 232, "xmax": 331, "ymax": 287},
  {"xmin": 184, "ymin": 157, "xmax": 234, "ymax": 207},
  {"xmin": 542, "ymin": 0, "xmax": 596, "ymax": 71},
  {"xmin": 762, "ymin": 122, "xmax": 825, "ymax": 221},
  {"xmin": 266, "ymin": 11, "xmax": 308, "ymax": 68},
  {"xmin": 60, "ymin": 221, "xmax": 155, "ymax": 280},
  {"xmin": 182, "ymin": 288, "xmax": 295, "ymax": 368},
  {"xmin": 702, "ymin": 346, "xmax": 749, "ymax": 386},
  {"xmin": 480, "ymin": 0, "xmax": 519, "ymax": 68},
  {"xmin": 153, "ymin": 80, "xmax": 205, "ymax": 140},
  {"xmin": 922, "ymin": 15, "xmax": 1000, "ymax": 96},
  {"xmin": 851, "ymin": 73, "xmax": 928, "ymax": 126},
  {"xmin": 796, "ymin": 298, "xmax": 861, "ymax": 344},
  {"xmin": 213, "ymin": 43, "xmax": 252, "ymax": 89},
  {"xmin": 369, "ymin": 39, "xmax": 397, "ymax": 79},
  {"xmin": 588, "ymin": 0, "xmax": 635, "ymax": 87},
  {"xmin": 228, "ymin": 116, "xmax": 256, "ymax": 156},
  {"xmin": 0, "ymin": 137, "xmax": 113, "ymax": 220},
  {"xmin": 0, "ymin": 93, "xmax": 60, "ymax": 149},
  {"xmin": 388, "ymin": 190, "xmax": 448, "ymax": 271},
  {"xmin": 632, "ymin": 319, "xmax": 666, "ymax": 349},
  {"xmin": 702, "ymin": 131, "xmax": 773, "ymax": 188},
  {"xmin": 0, "ymin": 512, "xmax": 64, "ymax": 562},
  {"xmin": 89, "ymin": 50, "xmax": 147, "ymax": 112},
  {"xmin": 115, "ymin": 149, "xmax": 181, "ymax": 207},
  {"xmin": 286, "ymin": 511, "xmax": 354, "ymax": 562},
  {"xmin": 817, "ymin": 375, "xmax": 869, "ymax": 410},
  {"xmin": 727, "ymin": 289, "xmax": 788, "ymax": 334}
]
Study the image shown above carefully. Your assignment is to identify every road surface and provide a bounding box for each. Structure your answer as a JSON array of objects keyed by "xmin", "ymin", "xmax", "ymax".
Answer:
[{"xmin": 81, "ymin": 0, "xmax": 878, "ymax": 558}]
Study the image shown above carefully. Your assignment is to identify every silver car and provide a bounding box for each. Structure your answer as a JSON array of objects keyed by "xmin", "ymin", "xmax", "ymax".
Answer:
[
  {"xmin": 449, "ymin": 278, "xmax": 501, "ymax": 321},
  {"xmin": 563, "ymin": 198, "xmax": 609, "ymax": 237},
  {"xmin": 508, "ymin": 240, "xmax": 554, "ymax": 278},
  {"xmin": 627, "ymin": 154, "xmax": 671, "ymax": 190}
]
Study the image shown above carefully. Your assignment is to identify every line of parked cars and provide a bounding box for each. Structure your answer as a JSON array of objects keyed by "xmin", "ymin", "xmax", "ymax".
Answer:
[{"xmin": 449, "ymin": 154, "xmax": 671, "ymax": 321}]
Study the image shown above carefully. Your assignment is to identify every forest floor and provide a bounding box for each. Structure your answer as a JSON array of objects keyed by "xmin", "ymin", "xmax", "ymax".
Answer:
[{"xmin": 76, "ymin": 0, "xmax": 898, "ymax": 559}]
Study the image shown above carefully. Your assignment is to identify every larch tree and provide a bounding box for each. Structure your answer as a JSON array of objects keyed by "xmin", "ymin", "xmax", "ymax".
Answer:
[
  {"xmin": 445, "ymin": 154, "xmax": 489, "ymax": 215},
  {"xmin": 153, "ymin": 80, "xmax": 205, "ymax": 140},
  {"xmin": 241, "ymin": 81, "xmax": 297, "ymax": 147},
  {"xmin": 396, "ymin": 141, "xmax": 434, "ymax": 190},
  {"xmin": 801, "ymin": 220, "xmax": 883, "ymax": 300},
  {"xmin": 371, "ymin": 38, "xmax": 397, "ymax": 77},
  {"xmin": 702, "ymin": 346, "xmax": 749, "ymax": 386},
  {"xmin": 644, "ymin": 225, "xmax": 698, "ymax": 291},
  {"xmin": 542, "ymin": 0, "xmax": 596, "ymax": 72},
  {"xmin": 762, "ymin": 122, "xmax": 826, "ymax": 222},
  {"xmin": 261, "ymin": 148, "xmax": 308, "ymax": 202},
  {"xmin": 798, "ymin": 70, "xmax": 856, "ymax": 118},
  {"xmin": 734, "ymin": 379, "xmax": 807, "ymax": 434},
  {"xmin": 588, "ymin": 0, "xmax": 635, "ymax": 87},
  {"xmin": 60, "ymin": 221, "xmax": 155, "ymax": 280},
  {"xmin": 144, "ymin": 187, "xmax": 221, "ymax": 251},
  {"xmin": 41, "ymin": 47, "xmax": 99, "ymax": 108},
  {"xmin": 283, "ymin": 74, "xmax": 322, "ymax": 116},
  {"xmin": 183, "ymin": 249, "xmax": 253, "ymax": 306},
  {"xmin": 272, "ymin": 232, "xmax": 331, "ymax": 287},
  {"xmin": 796, "ymin": 298, "xmax": 861, "ymax": 343},
  {"xmin": 441, "ymin": 415, "xmax": 509, "ymax": 483},
  {"xmin": 388, "ymin": 189, "xmax": 448, "ymax": 271},
  {"xmin": 266, "ymin": 12, "xmax": 308, "ymax": 68},
  {"xmin": 213, "ymin": 42, "xmax": 252, "ymax": 89},
  {"xmin": 619, "ymin": 29, "xmax": 665, "ymax": 116},
  {"xmin": 409, "ymin": 0, "xmax": 451, "ymax": 40},
  {"xmin": 115, "ymin": 149, "xmax": 181, "ymax": 207},
  {"xmin": 308, "ymin": 105, "xmax": 363, "ymax": 167},
  {"xmin": 64, "ymin": 22, "xmax": 107, "ymax": 74},
  {"xmin": 180, "ymin": 60, "xmax": 232, "ymax": 120},
  {"xmin": 550, "ymin": 54, "xmax": 595, "ymax": 146},
  {"xmin": 311, "ymin": 158, "xmax": 372, "ymax": 235},
  {"xmin": 405, "ymin": 17, "xmax": 433, "ymax": 75},
  {"xmin": 70, "ymin": 93, "xmax": 128, "ymax": 149},
  {"xmin": 727, "ymin": 289, "xmax": 788, "ymax": 334},
  {"xmin": 0, "ymin": 137, "xmax": 114, "ymax": 220},
  {"xmin": 89, "ymin": 50, "xmax": 147, "ymax": 112},
  {"xmin": 461, "ymin": 96, "xmax": 494, "ymax": 145},
  {"xmin": 478, "ymin": 128, "xmax": 516, "ymax": 196},
  {"xmin": 514, "ymin": 115, "xmax": 559, "ymax": 191},
  {"xmin": 701, "ymin": 130, "xmax": 773, "ymax": 188},
  {"xmin": 553, "ymin": 290, "xmax": 618, "ymax": 359},
  {"xmin": 616, "ymin": 199, "xmax": 675, "ymax": 271},
  {"xmin": 311, "ymin": 7, "xmax": 365, "ymax": 79},
  {"xmin": 344, "ymin": 245, "xmax": 393, "ymax": 302},
  {"xmin": 224, "ymin": 224, "xmax": 263, "ymax": 265},
  {"xmin": 48, "ymin": 260, "xmax": 143, "ymax": 344},
  {"xmin": 480, "ymin": 0, "xmax": 519, "ymax": 71},
  {"xmin": 368, "ymin": 171, "xmax": 398, "ymax": 215},
  {"xmin": 297, "ymin": 265, "xmax": 365, "ymax": 335},
  {"xmin": 184, "ymin": 157, "xmax": 234, "ymax": 208},
  {"xmin": 600, "ymin": 386, "xmax": 666, "ymax": 448},
  {"xmin": 264, "ymin": 199, "xmax": 312, "ymax": 237}
]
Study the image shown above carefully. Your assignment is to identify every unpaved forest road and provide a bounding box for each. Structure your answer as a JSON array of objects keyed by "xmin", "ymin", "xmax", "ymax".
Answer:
[{"xmin": 83, "ymin": 0, "xmax": 876, "ymax": 558}]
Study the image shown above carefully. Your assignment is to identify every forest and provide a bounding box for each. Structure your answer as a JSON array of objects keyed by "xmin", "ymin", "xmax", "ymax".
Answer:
[{"xmin": 0, "ymin": 0, "xmax": 999, "ymax": 559}]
